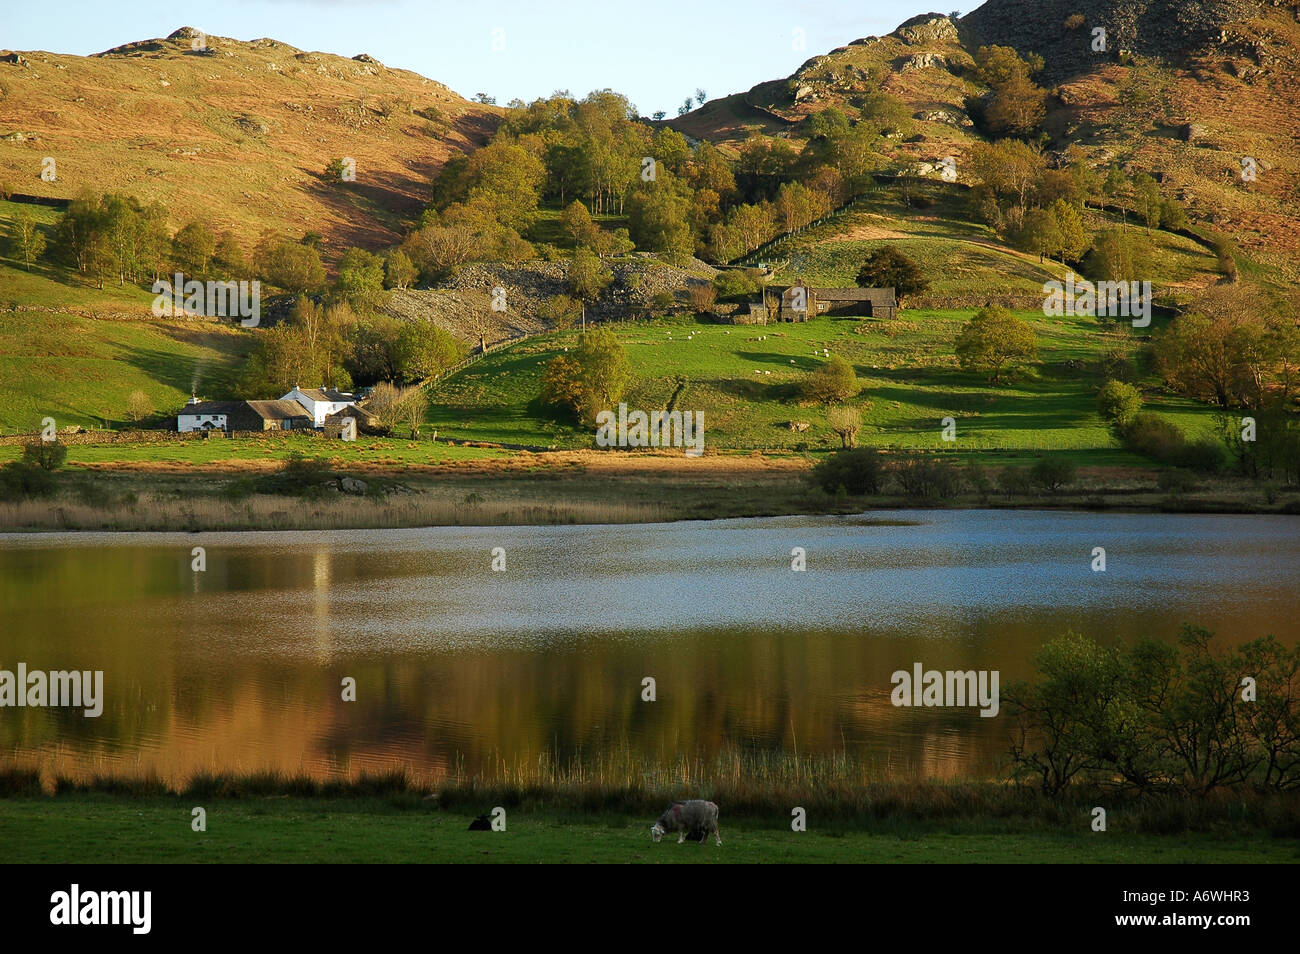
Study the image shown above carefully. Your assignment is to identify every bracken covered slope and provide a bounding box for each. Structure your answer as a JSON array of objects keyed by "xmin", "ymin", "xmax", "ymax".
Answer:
[
  {"xmin": 0, "ymin": 27, "xmax": 500, "ymax": 256},
  {"xmin": 671, "ymin": 2, "xmax": 1300, "ymax": 280}
]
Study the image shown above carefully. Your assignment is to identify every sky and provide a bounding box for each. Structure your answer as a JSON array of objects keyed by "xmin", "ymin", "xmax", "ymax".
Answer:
[{"xmin": 3, "ymin": 0, "xmax": 967, "ymax": 116}]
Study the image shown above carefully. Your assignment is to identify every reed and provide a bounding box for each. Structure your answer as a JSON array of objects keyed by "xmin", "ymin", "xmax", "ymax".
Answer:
[
  {"xmin": 0, "ymin": 492, "xmax": 665, "ymax": 531},
  {"xmin": 5, "ymin": 748, "xmax": 1297, "ymax": 834}
]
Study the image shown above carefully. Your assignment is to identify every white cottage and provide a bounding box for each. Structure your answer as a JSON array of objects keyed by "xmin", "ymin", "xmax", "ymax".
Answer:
[
  {"xmin": 280, "ymin": 386, "xmax": 357, "ymax": 429},
  {"xmin": 177, "ymin": 398, "xmax": 244, "ymax": 433}
]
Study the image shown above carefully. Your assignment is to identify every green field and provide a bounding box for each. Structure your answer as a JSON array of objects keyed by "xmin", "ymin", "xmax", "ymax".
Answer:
[
  {"xmin": 764, "ymin": 185, "xmax": 1219, "ymax": 295},
  {"xmin": 426, "ymin": 309, "xmax": 1219, "ymax": 461},
  {"xmin": 0, "ymin": 187, "xmax": 1232, "ymax": 466},
  {"xmin": 0, "ymin": 200, "xmax": 159, "ymax": 313},
  {"xmin": 1, "ymin": 797, "xmax": 1293, "ymax": 864},
  {"xmin": 0, "ymin": 433, "xmax": 507, "ymax": 466},
  {"xmin": 0, "ymin": 309, "xmax": 254, "ymax": 432}
]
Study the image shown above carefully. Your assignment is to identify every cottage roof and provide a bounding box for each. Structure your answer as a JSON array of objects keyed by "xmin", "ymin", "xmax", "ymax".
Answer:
[
  {"xmin": 294, "ymin": 387, "xmax": 354, "ymax": 403},
  {"xmin": 178, "ymin": 401, "xmax": 244, "ymax": 416}
]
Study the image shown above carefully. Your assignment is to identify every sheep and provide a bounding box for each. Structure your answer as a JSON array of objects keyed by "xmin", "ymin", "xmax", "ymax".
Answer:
[{"xmin": 650, "ymin": 799, "xmax": 722, "ymax": 846}]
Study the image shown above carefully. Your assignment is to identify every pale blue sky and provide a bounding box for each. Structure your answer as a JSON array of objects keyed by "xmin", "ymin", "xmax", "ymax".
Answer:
[{"xmin": 4, "ymin": 0, "xmax": 964, "ymax": 116}]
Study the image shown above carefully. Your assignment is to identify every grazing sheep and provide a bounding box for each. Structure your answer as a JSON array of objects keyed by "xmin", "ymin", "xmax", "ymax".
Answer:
[{"xmin": 650, "ymin": 800, "xmax": 722, "ymax": 846}]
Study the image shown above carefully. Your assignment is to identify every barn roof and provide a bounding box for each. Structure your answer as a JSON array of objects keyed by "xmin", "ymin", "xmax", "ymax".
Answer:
[
  {"xmin": 811, "ymin": 287, "xmax": 897, "ymax": 302},
  {"xmin": 247, "ymin": 400, "xmax": 313, "ymax": 421}
]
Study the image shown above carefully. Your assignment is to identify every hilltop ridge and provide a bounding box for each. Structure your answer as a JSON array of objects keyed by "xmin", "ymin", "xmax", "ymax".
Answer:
[
  {"xmin": 670, "ymin": 1, "xmax": 1300, "ymax": 278},
  {"xmin": 0, "ymin": 26, "xmax": 500, "ymax": 253}
]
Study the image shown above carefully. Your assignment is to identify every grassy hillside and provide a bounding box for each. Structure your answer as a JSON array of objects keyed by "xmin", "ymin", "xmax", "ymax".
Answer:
[
  {"xmin": 0, "ymin": 200, "xmax": 161, "ymax": 312},
  {"xmin": 0, "ymin": 27, "xmax": 499, "ymax": 254},
  {"xmin": 423, "ymin": 182, "xmax": 1224, "ymax": 460},
  {"xmin": 761, "ymin": 183, "xmax": 1222, "ymax": 296},
  {"xmin": 0, "ymin": 309, "xmax": 252, "ymax": 431},
  {"xmin": 425, "ymin": 308, "xmax": 1217, "ymax": 462}
]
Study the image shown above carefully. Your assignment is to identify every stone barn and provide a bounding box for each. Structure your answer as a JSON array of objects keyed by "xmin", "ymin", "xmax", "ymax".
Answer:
[{"xmin": 775, "ymin": 281, "xmax": 897, "ymax": 321}]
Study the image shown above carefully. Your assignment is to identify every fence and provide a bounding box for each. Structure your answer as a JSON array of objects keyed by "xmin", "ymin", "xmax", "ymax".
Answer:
[
  {"xmin": 728, "ymin": 184, "xmax": 890, "ymax": 268},
  {"xmin": 420, "ymin": 330, "xmax": 532, "ymax": 392}
]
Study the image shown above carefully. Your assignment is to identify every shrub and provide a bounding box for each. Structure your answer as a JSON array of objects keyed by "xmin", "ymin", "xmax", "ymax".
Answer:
[
  {"xmin": 22, "ymin": 440, "xmax": 68, "ymax": 471},
  {"xmin": 537, "ymin": 294, "xmax": 583, "ymax": 330},
  {"xmin": 1158, "ymin": 199, "xmax": 1189, "ymax": 231},
  {"xmin": 1156, "ymin": 468, "xmax": 1198, "ymax": 494},
  {"xmin": 1173, "ymin": 437, "xmax": 1224, "ymax": 474},
  {"xmin": 996, "ymin": 466, "xmax": 1033, "ymax": 499},
  {"xmin": 1099, "ymin": 346, "xmax": 1136, "ymax": 382},
  {"xmin": 1207, "ymin": 231, "xmax": 1238, "ymax": 280},
  {"xmin": 965, "ymin": 461, "xmax": 993, "ymax": 501},
  {"xmin": 810, "ymin": 447, "xmax": 884, "ymax": 495},
  {"xmin": 713, "ymin": 269, "xmax": 762, "ymax": 301},
  {"xmin": 1097, "ymin": 380, "xmax": 1142, "ymax": 427},
  {"xmin": 893, "ymin": 455, "xmax": 962, "ymax": 499},
  {"xmin": 252, "ymin": 453, "xmax": 335, "ymax": 497},
  {"xmin": 803, "ymin": 355, "xmax": 859, "ymax": 403},
  {"xmin": 1121, "ymin": 413, "xmax": 1185, "ymax": 462},
  {"xmin": 1030, "ymin": 458, "xmax": 1076, "ymax": 492},
  {"xmin": 687, "ymin": 282, "xmax": 717, "ymax": 314},
  {"xmin": 1120, "ymin": 415, "xmax": 1224, "ymax": 473},
  {"xmin": 0, "ymin": 461, "xmax": 57, "ymax": 500}
]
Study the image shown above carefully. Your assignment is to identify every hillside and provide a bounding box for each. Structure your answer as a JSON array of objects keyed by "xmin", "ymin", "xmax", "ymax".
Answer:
[
  {"xmin": 0, "ymin": 26, "xmax": 499, "ymax": 255},
  {"xmin": 670, "ymin": 3, "xmax": 1300, "ymax": 280},
  {"xmin": 423, "ymin": 307, "xmax": 1218, "ymax": 460}
]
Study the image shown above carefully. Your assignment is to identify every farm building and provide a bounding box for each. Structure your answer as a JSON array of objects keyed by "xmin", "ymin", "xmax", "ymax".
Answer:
[
  {"xmin": 281, "ymin": 386, "xmax": 358, "ymax": 428},
  {"xmin": 177, "ymin": 399, "xmax": 248, "ymax": 433},
  {"xmin": 177, "ymin": 398, "xmax": 312, "ymax": 433},
  {"xmin": 774, "ymin": 281, "xmax": 897, "ymax": 320},
  {"xmin": 323, "ymin": 405, "xmax": 379, "ymax": 437},
  {"xmin": 246, "ymin": 400, "xmax": 314, "ymax": 431}
]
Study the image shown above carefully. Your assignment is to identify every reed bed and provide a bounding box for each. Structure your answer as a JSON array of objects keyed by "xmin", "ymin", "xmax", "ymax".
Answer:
[
  {"xmin": 0, "ymin": 492, "xmax": 665, "ymax": 531},
  {"xmin": 4, "ymin": 747, "xmax": 1297, "ymax": 835}
]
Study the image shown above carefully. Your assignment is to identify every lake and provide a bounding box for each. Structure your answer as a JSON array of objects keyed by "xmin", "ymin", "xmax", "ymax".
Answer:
[{"xmin": 1, "ymin": 510, "xmax": 1296, "ymax": 783}]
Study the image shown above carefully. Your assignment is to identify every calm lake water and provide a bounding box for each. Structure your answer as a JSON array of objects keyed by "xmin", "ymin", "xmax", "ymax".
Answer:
[{"xmin": 1, "ymin": 510, "xmax": 1297, "ymax": 782}]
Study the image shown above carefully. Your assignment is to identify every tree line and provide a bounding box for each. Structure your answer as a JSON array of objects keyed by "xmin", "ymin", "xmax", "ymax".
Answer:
[{"xmin": 395, "ymin": 88, "xmax": 913, "ymax": 276}]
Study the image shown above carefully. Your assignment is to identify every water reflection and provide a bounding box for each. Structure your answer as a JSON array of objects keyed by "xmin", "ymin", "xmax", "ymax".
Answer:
[{"xmin": 0, "ymin": 511, "xmax": 1296, "ymax": 783}]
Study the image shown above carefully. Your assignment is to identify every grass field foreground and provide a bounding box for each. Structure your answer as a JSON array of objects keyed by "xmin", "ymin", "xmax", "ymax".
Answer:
[{"xmin": 1, "ymin": 796, "xmax": 1295, "ymax": 864}]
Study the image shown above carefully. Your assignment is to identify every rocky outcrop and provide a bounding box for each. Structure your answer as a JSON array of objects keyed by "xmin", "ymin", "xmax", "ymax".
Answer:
[
  {"xmin": 384, "ymin": 257, "xmax": 717, "ymax": 346},
  {"xmin": 901, "ymin": 51, "xmax": 949, "ymax": 71},
  {"xmin": 894, "ymin": 14, "xmax": 960, "ymax": 46},
  {"xmin": 960, "ymin": 0, "xmax": 1262, "ymax": 82}
]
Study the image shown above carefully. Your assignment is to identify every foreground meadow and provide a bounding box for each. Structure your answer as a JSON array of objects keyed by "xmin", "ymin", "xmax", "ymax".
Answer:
[{"xmin": 1, "ymin": 796, "xmax": 1294, "ymax": 864}]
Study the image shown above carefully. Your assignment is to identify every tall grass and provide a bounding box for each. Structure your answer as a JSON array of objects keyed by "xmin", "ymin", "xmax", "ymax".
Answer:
[
  {"xmin": 0, "ymin": 491, "xmax": 665, "ymax": 531},
  {"xmin": 4, "ymin": 748, "xmax": 1297, "ymax": 834}
]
